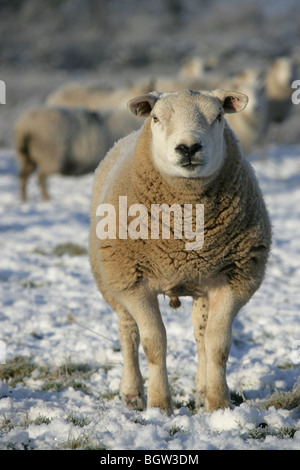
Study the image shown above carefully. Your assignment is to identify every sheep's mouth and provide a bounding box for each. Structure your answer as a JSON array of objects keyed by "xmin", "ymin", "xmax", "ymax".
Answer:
[{"xmin": 180, "ymin": 161, "xmax": 206, "ymax": 170}]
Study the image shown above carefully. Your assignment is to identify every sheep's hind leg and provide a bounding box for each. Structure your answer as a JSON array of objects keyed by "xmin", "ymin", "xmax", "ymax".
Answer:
[
  {"xmin": 120, "ymin": 287, "xmax": 172, "ymax": 414},
  {"xmin": 117, "ymin": 306, "xmax": 145, "ymax": 411},
  {"xmin": 191, "ymin": 295, "xmax": 208, "ymax": 408},
  {"xmin": 19, "ymin": 160, "xmax": 36, "ymax": 202}
]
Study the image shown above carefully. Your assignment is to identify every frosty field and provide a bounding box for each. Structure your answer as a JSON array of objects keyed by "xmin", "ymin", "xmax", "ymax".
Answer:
[{"xmin": 0, "ymin": 143, "xmax": 299, "ymax": 451}]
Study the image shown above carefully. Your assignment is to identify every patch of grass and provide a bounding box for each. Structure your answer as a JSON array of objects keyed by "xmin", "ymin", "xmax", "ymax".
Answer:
[
  {"xmin": 33, "ymin": 414, "xmax": 51, "ymax": 425},
  {"xmin": 247, "ymin": 424, "xmax": 298, "ymax": 441},
  {"xmin": 277, "ymin": 362, "xmax": 296, "ymax": 370},
  {"xmin": 276, "ymin": 426, "xmax": 298, "ymax": 439},
  {"xmin": 61, "ymin": 433, "xmax": 106, "ymax": 450},
  {"xmin": 19, "ymin": 411, "xmax": 31, "ymax": 429},
  {"xmin": 0, "ymin": 411, "xmax": 52, "ymax": 443},
  {"xmin": 167, "ymin": 425, "xmax": 185, "ymax": 436},
  {"xmin": 131, "ymin": 416, "xmax": 146, "ymax": 425},
  {"xmin": 0, "ymin": 356, "xmax": 35, "ymax": 386},
  {"xmin": 17, "ymin": 411, "xmax": 52, "ymax": 429},
  {"xmin": 173, "ymin": 397, "xmax": 196, "ymax": 413},
  {"xmin": 261, "ymin": 382, "xmax": 300, "ymax": 410},
  {"xmin": 32, "ymin": 248, "xmax": 48, "ymax": 256},
  {"xmin": 32, "ymin": 243, "xmax": 88, "ymax": 258},
  {"xmin": 41, "ymin": 378, "xmax": 89, "ymax": 393},
  {"xmin": 83, "ymin": 442, "xmax": 107, "ymax": 450},
  {"xmin": 30, "ymin": 331, "xmax": 44, "ymax": 340},
  {"xmin": 173, "ymin": 390, "xmax": 244, "ymax": 413},
  {"xmin": 99, "ymin": 364, "xmax": 114, "ymax": 375},
  {"xmin": 52, "ymin": 243, "xmax": 87, "ymax": 257},
  {"xmin": 62, "ymin": 434, "xmax": 90, "ymax": 450},
  {"xmin": 100, "ymin": 390, "xmax": 119, "ymax": 400},
  {"xmin": 66, "ymin": 413, "xmax": 91, "ymax": 427},
  {"xmin": 0, "ymin": 415, "xmax": 14, "ymax": 432},
  {"xmin": 169, "ymin": 379, "xmax": 197, "ymax": 413},
  {"xmin": 0, "ymin": 356, "xmax": 99, "ymax": 395},
  {"xmin": 39, "ymin": 362, "xmax": 95, "ymax": 394},
  {"xmin": 21, "ymin": 280, "xmax": 49, "ymax": 288}
]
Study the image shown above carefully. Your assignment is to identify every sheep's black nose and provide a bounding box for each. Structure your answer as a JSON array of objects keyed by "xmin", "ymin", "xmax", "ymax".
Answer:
[{"xmin": 176, "ymin": 143, "xmax": 202, "ymax": 158}]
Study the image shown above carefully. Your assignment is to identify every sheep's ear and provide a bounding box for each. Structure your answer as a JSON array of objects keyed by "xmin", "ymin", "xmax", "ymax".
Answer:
[
  {"xmin": 213, "ymin": 89, "xmax": 248, "ymax": 114},
  {"xmin": 128, "ymin": 92, "xmax": 160, "ymax": 117}
]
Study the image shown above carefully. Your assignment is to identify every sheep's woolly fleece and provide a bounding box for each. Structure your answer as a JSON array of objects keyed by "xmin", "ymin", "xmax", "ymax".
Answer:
[{"xmin": 0, "ymin": 141, "xmax": 299, "ymax": 450}]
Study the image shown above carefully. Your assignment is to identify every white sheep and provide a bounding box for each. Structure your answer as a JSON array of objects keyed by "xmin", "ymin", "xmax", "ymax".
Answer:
[
  {"xmin": 46, "ymin": 79, "xmax": 153, "ymax": 110},
  {"xmin": 223, "ymin": 69, "xmax": 267, "ymax": 154},
  {"xmin": 265, "ymin": 56, "xmax": 296, "ymax": 125},
  {"xmin": 14, "ymin": 106, "xmax": 111, "ymax": 201},
  {"xmin": 46, "ymin": 80, "xmax": 152, "ymax": 152},
  {"xmin": 89, "ymin": 89, "xmax": 271, "ymax": 414},
  {"xmin": 179, "ymin": 56, "xmax": 218, "ymax": 79},
  {"xmin": 179, "ymin": 56, "xmax": 206, "ymax": 79},
  {"xmin": 46, "ymin": 82, "xmax": 121, "ymax": 109}
]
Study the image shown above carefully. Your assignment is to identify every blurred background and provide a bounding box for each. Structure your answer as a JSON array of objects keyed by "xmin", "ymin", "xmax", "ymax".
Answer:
[{"xmin": 0, "ymin": 0, "xmax": 299, "ymax": 149}]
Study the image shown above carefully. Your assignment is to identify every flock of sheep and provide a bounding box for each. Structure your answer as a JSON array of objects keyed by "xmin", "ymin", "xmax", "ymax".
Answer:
[
  {"xmin": 12, "ymin": 56, "xmax": 292, "ymax": 413},
  {"xmin": 14, "ymin": 56, "xmax": 295, "ymax": 201}
]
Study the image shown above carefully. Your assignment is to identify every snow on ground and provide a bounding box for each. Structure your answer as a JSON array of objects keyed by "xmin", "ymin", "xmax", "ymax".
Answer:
[{"xmin": 0, "ymin": 144, "xmax": 299, "ymax": 450}]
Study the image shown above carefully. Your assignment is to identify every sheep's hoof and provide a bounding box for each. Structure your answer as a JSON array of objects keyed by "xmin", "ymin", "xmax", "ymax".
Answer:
[
  {"xmin": 195, "ymin": 390, "xmax": 206, "ymax": 409},
  {"xmin": 205, "ymin": 395, "xmax": 231, "ymax": 413},
  {"xmin": 148, "ymin": 397, "xmax": 173, "ymax": 416},
  {"xmin": 122, "ymin": 393, "xmax": 145, "ymax": 411}
]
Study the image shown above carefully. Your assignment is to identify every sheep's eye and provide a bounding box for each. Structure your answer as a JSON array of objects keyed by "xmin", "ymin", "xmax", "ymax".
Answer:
[
  {"xmin": 152, "ymin": 115, "xmax": 159, "ymax": 123},
  {"xmin": 216, "ymin": 113, "xmax": 222, "ymax": 122}
]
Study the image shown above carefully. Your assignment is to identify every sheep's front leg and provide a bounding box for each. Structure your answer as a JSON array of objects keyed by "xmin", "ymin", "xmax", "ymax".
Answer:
[
  {"xmin": 205, "ymin": 283, "xmax": 239, "ymax": 412},
  {"xmin": 120, "ymin": 288, "xmax": 172, "ymax": 414},
  {"xmin": 191, "ymin": 295, "xmax": 209, "ymax": 408}
]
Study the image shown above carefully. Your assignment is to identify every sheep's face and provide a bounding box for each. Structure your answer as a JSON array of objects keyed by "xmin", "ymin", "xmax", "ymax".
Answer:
[{"xmin": 128, "ymin": 89, "xmax": 248, "ymax": 179}]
